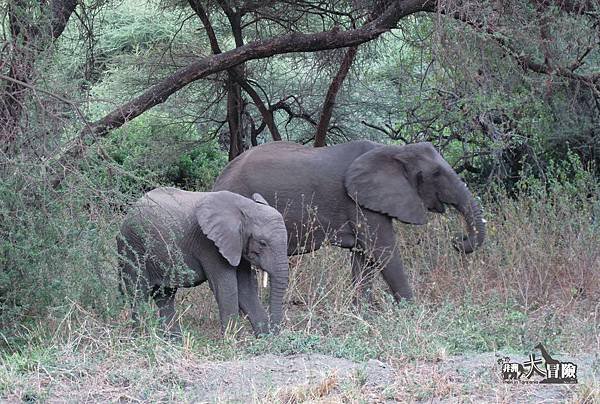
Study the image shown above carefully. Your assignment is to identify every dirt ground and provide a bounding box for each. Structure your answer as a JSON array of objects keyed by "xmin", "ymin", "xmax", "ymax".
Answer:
[
  {"xmin": 180, "ymin": 352, "xmax": 597, "ymax": 402},
  {"xmin": 10, "ymin": 351, "xmax": 598, "ymax": 402}
]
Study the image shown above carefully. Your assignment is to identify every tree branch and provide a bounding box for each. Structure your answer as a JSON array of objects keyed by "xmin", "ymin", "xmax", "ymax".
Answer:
[
  {"xmin": 1, "ymin": 0, "xmax": 79, "ymax": 151},
  {"xmin": 450, "ymin": 9, "xmax": 600, "ymax": 96},
  {"xmin": 231, "ymin": 70, "xmax": 282, "ymax": 141},
  {"xmin": 188, "ymin": 0, "xmax": 222, "ymax": 54},
  {"xmin": 531, "ymin": 0, "xmax": 600, "ymax": 15},
  {"xmin": 314, "ymin": 45, "xmax": 358, "ymax": 147},
  {"xmin": 271, "ymin": 97, "xmax": 318, "ymax": 128},
  {"xmin": 50, "ymin": 0, "xmax": 79, "ymax": 39},
  {"xmin": 48, "ymin": 0, "xmax": 435, "ymax": 188}
]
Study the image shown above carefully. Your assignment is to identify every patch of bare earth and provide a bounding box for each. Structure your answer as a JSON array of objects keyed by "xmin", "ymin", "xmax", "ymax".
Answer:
[{"xmin": 7, "ymin": 352, "xmax": 598, "ymax": 402}]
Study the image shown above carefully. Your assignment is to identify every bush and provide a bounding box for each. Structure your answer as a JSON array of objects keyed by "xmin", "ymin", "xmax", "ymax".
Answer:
[
  {"xmin": 0, "ymin": 124, "xmax": 226, "ymax": 344},
  {"xmin": 0, "ymin": 171, "xmax": 121, "ymax": 342},
  {"xmin": 104, "ymin": 114, "xmax": 226, "ymax": 193}
]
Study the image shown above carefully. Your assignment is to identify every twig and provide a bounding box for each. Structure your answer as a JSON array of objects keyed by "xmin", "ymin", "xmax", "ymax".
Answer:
[{"xmin": 0, "ymin": 73, "xmax": 91, "ymax": 130}]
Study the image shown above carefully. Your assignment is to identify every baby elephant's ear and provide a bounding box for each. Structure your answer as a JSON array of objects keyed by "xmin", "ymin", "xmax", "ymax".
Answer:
[
  {"xmin": 195, "ymin": 192, "xmax": 243, "ymax": 267},
  {"xmin": 252, "ymin": 193, "xmax": 269, "ymax": 206}
]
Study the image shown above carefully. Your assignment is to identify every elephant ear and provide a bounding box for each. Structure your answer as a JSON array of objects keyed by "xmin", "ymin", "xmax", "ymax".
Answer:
[
  {"xmin": 195, "ymin": 192, "xmax": 244, "ymax": 267},
  {"xmin": 344, "ymin": 147, "xmax": 427, "ymax": 225}
]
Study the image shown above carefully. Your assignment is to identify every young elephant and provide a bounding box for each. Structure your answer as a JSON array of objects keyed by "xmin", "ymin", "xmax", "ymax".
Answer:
[{"xmin": 117, "ymin": 187, "xmax": 289, "ymax": 337}]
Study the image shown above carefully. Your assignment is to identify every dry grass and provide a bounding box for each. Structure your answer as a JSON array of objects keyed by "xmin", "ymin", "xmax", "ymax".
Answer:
[{"xmin": 274, "ymin": 372, "xmax": 339, "ymax": 403}]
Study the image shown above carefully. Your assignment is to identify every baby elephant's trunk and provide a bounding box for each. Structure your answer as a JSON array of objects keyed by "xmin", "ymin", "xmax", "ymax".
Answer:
[{"xmin": 268, "ymin": 257, "xmax": 289, "ymax": 332}]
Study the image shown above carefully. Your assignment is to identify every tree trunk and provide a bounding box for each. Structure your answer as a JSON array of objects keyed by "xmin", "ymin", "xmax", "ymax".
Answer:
[
  {"xmin": 0, "ymin": 59, "xmax": 33, "ymax": 151},
  {"xmin": 191, "ymin": 0, "xmax": 281, "ymax": 145},
  {"xmin": 1, "ymin": 0, "xmax": 77, "ymax": 154},
  {"xmin": 224, "ymin": 8, "xmax": 247, "ymax": 161},
  {"xmin": 226, "ymin": 72, "xmax": 245, "ymax": 161},
  {"xmin": 314, "ymin": 46, "xmax": 358, "ymax": 147},
  {"xmin": 231, "ymin": 70, "xmax": 281, "ymax": 142}
]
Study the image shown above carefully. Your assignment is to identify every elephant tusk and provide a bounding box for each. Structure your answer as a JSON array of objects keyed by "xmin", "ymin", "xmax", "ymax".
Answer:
[{"xmin": 262, "ymin": 271, "xmax": 269, "ymax": 288}]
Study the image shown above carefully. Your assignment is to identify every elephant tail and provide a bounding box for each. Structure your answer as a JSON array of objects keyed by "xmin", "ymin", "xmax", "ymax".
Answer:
[{"xmin": 116, "ymin": 233, "xmax": 146, "ymax": 297}]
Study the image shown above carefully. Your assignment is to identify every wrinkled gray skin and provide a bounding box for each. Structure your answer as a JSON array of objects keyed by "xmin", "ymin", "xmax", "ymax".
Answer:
[
  {"xmin": 118, "ymin": 188, "xmax": 289, "ymax": 337},
  {"xmin": 213, "ymin": 141, "xmax": 485, "ymax": 301}
]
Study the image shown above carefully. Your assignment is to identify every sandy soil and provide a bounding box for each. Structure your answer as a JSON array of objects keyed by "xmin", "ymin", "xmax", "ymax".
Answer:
[{"xmin": 9, "ymin": 351, "xmax": 597, "ymax": 403}]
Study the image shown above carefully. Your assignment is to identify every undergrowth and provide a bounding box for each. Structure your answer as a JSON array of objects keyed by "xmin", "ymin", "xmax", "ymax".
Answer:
[{"xmin": 0, "ymin": 163, "xmax": 598, "ymax": 401}]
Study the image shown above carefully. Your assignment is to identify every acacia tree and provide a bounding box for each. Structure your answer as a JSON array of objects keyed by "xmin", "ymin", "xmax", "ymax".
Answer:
[
  {"xmin": 187, "ymin": 0, "xmax": 371, "ymax": 157},
  {"xmin": 343, "ymin": 0, "xmax": 600, "ymax": 183},
  {"xmin": 432, "ymin": 0, "xmax": 600, "ymax": 183},
  {"xmin": 47, "ymin": 0, "xmax": 436, "ymax": 188},
  {"xmin": 1, "ymin": 0, "xmax": 597, "ymax": 187},
  {"xmin": 188, "ymin": 0, "xmax": 282, "ymax": 160}
]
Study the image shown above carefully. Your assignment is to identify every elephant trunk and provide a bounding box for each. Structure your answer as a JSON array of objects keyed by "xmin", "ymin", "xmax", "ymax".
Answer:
[
  {"xmin": 268, "ymin": 257, "xmax": 289, "ymax": 333},
  {"xmin": 454, "ymin": 190, "xmax": 486, "ymax": 254}
]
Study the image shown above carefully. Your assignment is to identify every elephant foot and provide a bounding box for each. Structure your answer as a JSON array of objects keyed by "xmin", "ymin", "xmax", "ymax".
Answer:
[
  {"xmin": 251, "ymin": 321, "xmax": 270, "ymax": 337},
  {"xmin": 162, "ymin": 324, "xmax": 183, "ymax": 343}
]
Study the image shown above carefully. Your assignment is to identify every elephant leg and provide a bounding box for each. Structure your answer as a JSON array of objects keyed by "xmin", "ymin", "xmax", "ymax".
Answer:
[
  {"xmin": 355, "ymin": 214, "xmax": 413, "ymax": 302},
  {"xmin": 350, "ymin": 250, "xmax": 377, "ymax": 306},
  {"xmin": 153, "ymin": 287, "xmax": 181, "ymax": 338},
  {"xmin": 380, "ymin": 250, "xmax": 413, "ymax": 301},
  {"xmin": 118, "ymin": 237, "xmax": 150, "ymax": 327},
  {"xmin": 236, "ymin": 258, "xmax": 269, "ymax": 335},
  {"xmin": 206, "ymin": 268, "xmax": 240, "ymax": 335},
  {"xmin": 121, "ymin": 274, "xmax": 151, "ymax": 329}
]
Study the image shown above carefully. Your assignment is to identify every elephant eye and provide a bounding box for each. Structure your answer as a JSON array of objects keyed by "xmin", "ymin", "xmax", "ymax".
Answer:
[
  {"xmin": 258, "ymin": 239, "xmax": 267, "ymax": 247},
  {"xmin": 432, "ymin": 169, "xmax": 442, "ymax": 177}
]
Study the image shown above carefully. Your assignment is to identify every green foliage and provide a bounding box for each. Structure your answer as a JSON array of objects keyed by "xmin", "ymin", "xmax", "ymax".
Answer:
[
  {"xmin": 166, "ymin": 141, "xmax": 228, "ymax": 190},
  {"xmin": 0, "ymin": 0, "xmax": 225, "ymax": 335},
  {"xmin": 0, "ymin": 119, "xmax": 224, "ymax": 343},
  {"xmin": 354, "ymin": 14, "xmax": 600, "ymax": 192},
  {"xmin": 105, "ymin": 115, "xmax": 226, "ymax": 192},
  {"xmin": 516, "ymin": 147, "xmax": 597, "ymax": 199},
  {"xmin": 0, "ymin": 174, "xmax": 121, "ymax": 340},
  {"xmin": 97, "ymin": 1, "xmax": 180, "ymax": 57}
]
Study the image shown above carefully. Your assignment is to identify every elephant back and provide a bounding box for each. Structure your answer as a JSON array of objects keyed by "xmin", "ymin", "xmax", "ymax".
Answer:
[
  {"xmin": 122, "ymin": 187, "xmax": 201, "ymax": 247},
  {"xmin": 212, "ymin": 141, "xmax": 381, "ymax": 254},
  {"xmin": 213, "ymin": 140, "xmax": 378, "ymax": 202}
]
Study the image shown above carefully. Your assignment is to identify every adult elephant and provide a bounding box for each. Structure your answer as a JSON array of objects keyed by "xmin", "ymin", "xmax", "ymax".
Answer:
[{"xmin": 213, "ymin": 140, "xmax": 485, "ymax": 301}]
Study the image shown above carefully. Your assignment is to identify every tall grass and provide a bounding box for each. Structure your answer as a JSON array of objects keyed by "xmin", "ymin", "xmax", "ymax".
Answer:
[
  {"xmin": 177, "ymin": 181, "xmax": 599, "ymax": 359},
  {"xmin": 0, "ymin": 163, "xmax": 598, "ymax": 401},
  {"xmin": 2, "ymin": 166, "xmax": 598, "ymax": 351}
]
